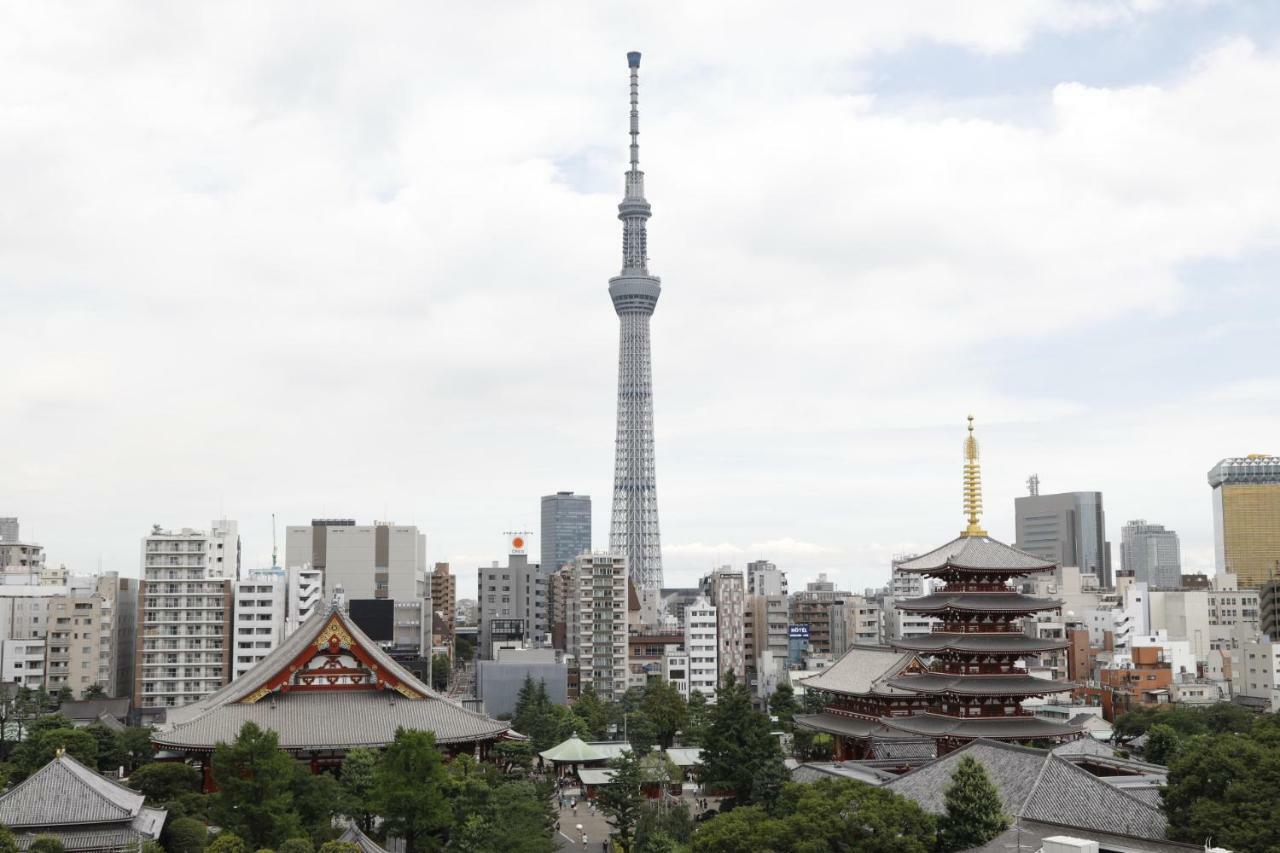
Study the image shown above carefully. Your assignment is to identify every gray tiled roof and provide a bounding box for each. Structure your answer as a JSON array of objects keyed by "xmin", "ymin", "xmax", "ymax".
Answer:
[
  {"xmin": 153, "ymin": 689, "xmax": 510, "ymax": 750},
  {"xmin": 895, "ymin": 536, "xmax": 1055, "ymax": 573},
  {"xmin": 885, "ymin": 671, "xmax": 1075, "ymax": 697},
  {"xmin": 798, "ymin": 645, "xmax": 921, "ymax": 696},
  {"xmin": 886, "ymin": 740, "xmax": 1168, "ymax": 843},
  {"xmin": 338, "ymin": 823, "xmax": 389, "ymax": 853},
  {"xmin": 0, "ymin": 753, "xmax": 144, "ymax": 827},
  {"xmin": 1050, "ymin": 738, "xmax": 1119, "ymax": 759},
  {"xmin": 61, "ymin": 698, "xmax": 131, "ymax": 725},
  {"xmin": 880, "ymin": 713, "xmax": 1082, "ymax": 739},
  {"xmin": 892, "ymin": 633, "xmax": 1068, "ymax": 654},
  {"xmin": 895, "ymin": 592, "xmax": 1061, "ymax": 614},
  {"xmin": 794, "ymin": 713, "xmax": 893, "ymax": 739}
]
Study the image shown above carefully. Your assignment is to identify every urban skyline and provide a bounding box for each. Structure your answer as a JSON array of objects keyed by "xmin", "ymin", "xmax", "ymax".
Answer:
[{"xmin": 3, "ymin": 4, "xmax": 1280, "ymax": 594}]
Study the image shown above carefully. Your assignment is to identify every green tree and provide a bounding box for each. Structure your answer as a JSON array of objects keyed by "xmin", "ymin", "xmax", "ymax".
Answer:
[
  {"xmin": 688, "ymin": 805, "xmax": 776, "ymax": 853},
  {"xmin": 0, "ymin": 825, "xmax": 18, "ymax": 853},
  {"xmin": 53, "ymin": 686, "xmax": 73, "ymax": 707},
  {"xmin": 641, "ymin": 679, "xmax": 687, "ymax": 749},
  {"xmin": 634, "ymin": 801, "xmax": 692, "ymax": 851},
  {"xmin": 682, "ymin": 690, "xmax": 710, "ymax": 746},
  {"xmin": 10, "ymin": 725, "xmax": 98, "ymax": 780},
  {"xmin": 163, "ymin": 816, "xmax": 210, "ymax": 853},
  {"xmin": 596, "ymin": 749, "xmax": 645, "ymax": 853},
  {"xmin": 277, "ymin": 839, "xmax": 313, "ymax": 853},
  {"xmin": 28, "ymin": 837, "xmax": 65, "ymax": 853},
  {"xmin": 493, "ymin": 739, "xmax": 535, "ymax": 773},
  {"xmin": 453, "ymin": 634, "xmax": 475, "ymax": 664},
  {"xmin": 767, "ymin": 683, "xmax": 797, "ymax": 729},
  {"xmin": 143, "ymin": 842, "xmax": 165, "ymax": 853},
  {"xmin": 121, "ymin": 726, "xmax": 156, "ymax": 772},
  {"xmin": 1163, "ymin": 730, "xmax": 1280, "ymax": 852},
  {"xmin": 791, "ymin": 729, "xmax": 833, "ymax": 761},
  {"xmin": 431, "ymin": 654, "xmax": 451, "ymax": 691},
  {"xmin": 209, "ymin": 723, "xmax": 303, "ymax": 848},
  {"xmin": 573, "ymin": 687, "xmax": 612, "ymax": 740},
  {"xmin": 84, "ymin": 722, "xmax": 126, "ymax": 772},
  {"xmin": 800, "ymin": 689, "xmax": 825, "ymax": 715},
  {"xmin": 129, "ymin": 761, "xmax": 201, "ymax": 802},
  {"xmin": 622, "ymin": 709, "xmax": 659, "ymax": 755},
  {"xmin": 937, "ymin": 755, "xmax": 1009, "ymax": 853},
  {"xmin": 1141, "ymin": 723, "xmax": 1182, "ymax": 765},
  {"xmin": 317, "ymin": 844, "xmax": 360, "ymax": 853},
  {"xmin": 373, "ymin": 728, "xmax": 452, "ymax": 853},
  {"xmin": 338, "ymin": 747, "xmax": 379, "ymax": 834},
  {"xmin": 699, "ymin": 672, "xmax": 785, "ymax": 806},
  {"xmin": 83, "ymin": 683, "xmax": 107, "ymax": 699},
  {"xmin": 206, "ymin": 835, "xmax": 250, "ymax": 853},
  {"xmin": 292, "ymin": 771, "xmax": 342, "ymax": 842},
  {"xmin": 447, "ymin": 780, "xmax": 556, "ymax": 853}
]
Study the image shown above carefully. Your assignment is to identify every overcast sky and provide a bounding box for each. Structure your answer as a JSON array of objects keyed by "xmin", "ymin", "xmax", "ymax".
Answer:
[{"xmin": 3, "ymin": 2, "xmax": 1279, "ymax": 594}]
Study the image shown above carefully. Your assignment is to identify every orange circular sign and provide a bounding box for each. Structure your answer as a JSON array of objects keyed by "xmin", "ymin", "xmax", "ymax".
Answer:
[{"xmin": 512, "ymin": 536, "xmax": 525, "ymax": 549}]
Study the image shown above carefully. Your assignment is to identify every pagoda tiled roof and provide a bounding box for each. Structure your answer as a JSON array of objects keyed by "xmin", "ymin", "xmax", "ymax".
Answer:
[
  {"xmin": 887, "ymin": 740, "xmax": 1168, "ymax": 844},
  {"xmin": 155, "ymin": 605, "xmax": 509, "ymax": 751},
  {"xmin": 895, "ymin": 591, "xmax": 1061, "ymax": 614},
  {"xmin": 876, "ymin": 712, "xmax": 1082, "ymax": 739},
  {"xmin": 895, "ymin": 536, "xmax": 1055, "ymax": 574},
  {"xmin": 797, "ymin": 645, "xmax": 923, "ymax": 696},
  {"xmin": 892, "ymin": 633, "xmax": 1068, "ymax": 654},
  {"xmin": 885, "ymin": 671, "xmax": 1075, "ymax": 697},
  {"xmin": 0, "ymin": 753, "xmax": 145, "ymax": 827}
]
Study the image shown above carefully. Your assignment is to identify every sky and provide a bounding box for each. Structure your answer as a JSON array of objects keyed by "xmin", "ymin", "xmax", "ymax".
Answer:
[{"xmin": 2, "ymin": 1, "xmax": 1279, "ymax": 594}]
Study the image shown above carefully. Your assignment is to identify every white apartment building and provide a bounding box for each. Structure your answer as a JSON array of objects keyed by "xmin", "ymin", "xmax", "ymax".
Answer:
[
  {"xmin": 288, "ymin": 565, "xmax": 324, "ymax": 632},
  {"xmin": 846, "ymin": 596, "xmax": 883, "ymax": 645},
  {"xmin": 135, "ymin": 521, "xmax": 238, "ymax": 723},
  {"xmin": 1, "ymin": 639, "xmax": 45, "ymax": 688},
  {"xmin": 232, "ymin": 568, "xmax": 286, "ymax": 681},
  {"xmin": 702, "ymin": 567, "xmax": 746, "ymax": 685},
  {"xmin": 567, "ymin": 554, "xmax": 629, "ymax": 701},
  {"xmin": 684, "ymin": 594, "xmax": 718, "ymax": 701},
  {"xmin": 1232, "ymin": 635, "xmax": 1280, "ymax": 711},
  {"xmin": 885, "ymin": 559, "xmax": 939, "ymax": 641},
  {"xmin": 746, "ymin": 561, "xmax": 788, "ymax": 597},
  {"xmin": 663, "ymin": 648, "xmax": 690, "ymax": 698}
]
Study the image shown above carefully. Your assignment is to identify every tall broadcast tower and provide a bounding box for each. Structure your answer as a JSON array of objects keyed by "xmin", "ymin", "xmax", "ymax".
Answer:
[{"xmin": 609, "ymin": 51, "xmax": 663, "ymax": 624}]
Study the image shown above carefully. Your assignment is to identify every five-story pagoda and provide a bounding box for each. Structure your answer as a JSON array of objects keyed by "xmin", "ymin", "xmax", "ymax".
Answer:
[{"xmin": 884, "ymin": 416, "xmax": 1081, "ymax": 752}]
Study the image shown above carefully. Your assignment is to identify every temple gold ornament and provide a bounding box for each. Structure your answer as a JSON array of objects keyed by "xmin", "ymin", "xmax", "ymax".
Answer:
[
  {"xmin": 315, "ymin": 617, "xmax": 355, "ymax": 649},
  {"xmin": 392, "ymin": 681, "xmax": 421, "ymax": 700},
  {"xmin": 243, "ymin": 686, "xmax": 272, "ymax": 704},
  {"xmin": 962, "ymin": 415, "xmax": 988, "ymax": 538}
]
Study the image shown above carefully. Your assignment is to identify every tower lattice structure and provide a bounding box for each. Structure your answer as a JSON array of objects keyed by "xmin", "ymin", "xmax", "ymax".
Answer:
[{"xmin": 608, "ymin": 51, "xmax": 663, "ymax": 621}]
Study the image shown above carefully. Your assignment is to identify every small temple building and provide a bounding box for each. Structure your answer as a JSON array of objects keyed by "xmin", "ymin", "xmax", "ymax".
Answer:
[
  {"xmin": 0, "ymin": 752, "xmax": 167, "ymax": 852},
  {"xmin": 796, "ymin": 417, "xmax": 1083, "ymax": 758},
  {"xmin": 153, "ymin": 604, "xmax": 513, "ymax": 788}
]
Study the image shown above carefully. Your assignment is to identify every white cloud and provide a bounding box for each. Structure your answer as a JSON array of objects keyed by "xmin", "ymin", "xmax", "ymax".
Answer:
[{"xmin": 0, "ymin": 3, "xmax": 1275, "ymax": 594}]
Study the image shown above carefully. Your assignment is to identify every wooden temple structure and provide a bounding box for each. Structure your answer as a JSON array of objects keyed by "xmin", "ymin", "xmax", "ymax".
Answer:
[
  {"xmin": 153, "ymin": 605, "xmax": 514, "ymax": 789},
  {"xmin": 796, "ymin": 417, "xmax": 1082, "ymax": 759}
]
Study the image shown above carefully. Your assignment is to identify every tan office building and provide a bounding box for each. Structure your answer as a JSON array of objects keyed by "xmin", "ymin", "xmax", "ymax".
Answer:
[{"xmin": 1210, "ymin": 455, "xmax": 1280, "ymax": 588}]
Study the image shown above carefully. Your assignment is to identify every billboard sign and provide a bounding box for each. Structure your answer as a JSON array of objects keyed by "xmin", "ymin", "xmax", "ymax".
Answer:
[{"xmin": 788, "ymin": 624, "xmax": 810, "ymax": 640}]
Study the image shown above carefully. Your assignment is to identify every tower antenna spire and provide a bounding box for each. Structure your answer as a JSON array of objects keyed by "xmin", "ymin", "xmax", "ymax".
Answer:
[
  {"xmin": 962, "ymin": 415, "xmax": 988, "ymax": 538},
  {"xmin": 271, "ymin": 513, "xmax": 278, "ymax": 570}
]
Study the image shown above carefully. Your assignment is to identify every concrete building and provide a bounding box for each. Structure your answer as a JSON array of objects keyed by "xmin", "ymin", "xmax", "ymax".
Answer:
[
  {"xmin": 476, "ymin": 647, "xmax": 568, "ymax": 717},
  {"xmin": 745, "ymin": 593, "xmax": 789, "ymax": 698},
  {"xmin": 701, "ymin": 567, "xmax": 745, "ymax": 686},
  {"xmin": 541, "ymin": 492, "xmax": 591, "ymax": 574},
  {"xmin": 44, "ymin": 574, "xmax": 132, "ymax": 699},
  {"xmin": 431, "ymin": 562, "xmax": 457, "ymax": 651},
  {"xmin": 0, "ymin": 518, "xmax": 17, "ymax": 543},
  {"xmin": 476, "ymin": 540, "xmax": 546, "ymax": 659},
  {"xmin": 1232, "ymin": 634, "xmax": 1280, "ymax": 711},
  {"xmin": 684, "ymin": 594, "xmax": 718, "ymax": 700},
  {"xmin": 1, "ymin": 639, "xmax": 46, "ymax": 688},
  {"xmin": 1208, "ymin": 455, "xmax": 1280, "ymax": 588},
  {"xmin": 746, "ymin": 560, "xmax": 788, "ymax": 596},
  {"xmin": 287, "ymin": 565, "xmax": 323, "ymax": 634},
  {"xmin": 0, "ymin": 540, "xmax": 45, "ymax": 574},
  {"xmin": 845, "ymin": 596, "xmax": 883, "ymax": 645},
  {"xmin": 1015, "ymin": 490, "xmax": 1111, "ymax": 586},
  {"xmin": 608, "ymin": 53, "xmax": 665, "ymax": 625},
  {"xmin": 883, "ymin": 558, "xmax": 939, "ymax": 641},
  {"xmin": 1120, "ymin": 520, "xmax": 1182, "ymax": 590},
  {"xmin": 566, "ymin": 553, "xmax": 629, "ymax": 701},
  {"xmin": 628, "ymin": 628, "xmax": 686, "ymax": 690},
  {"xmin": 232, "ymin": 568, "xmax": 286, "ymax": 681},
  {"xmin": 135, "ymin": 521, "xmax": 238, "ymax": 723}
]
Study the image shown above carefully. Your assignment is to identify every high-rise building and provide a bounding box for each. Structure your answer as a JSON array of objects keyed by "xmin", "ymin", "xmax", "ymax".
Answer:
[
  {"xmin": 701, "ymin": 567, "xmax": 745, "ymax": 686},
  {"xmin": 44, "ymin": 574, "xmax": 132, "ymax": 699},
  {"xmin": 287, "ymin": 564, "xmax": 324, "ymax": 634},
  {"xmin": 135, "ymin": 521, "xmax": 238, "ymax": 723},
  {"xmin": 1208, "ymin": 455, "xmax": 1280, "ymax": 588},
  {"xmin": 0, "ymin": 518, "xmax": 18, "ymax": 543},
  {"xmin": 1015, "ymin": 490, "xmax": 1111, "ymax": 586},
  {"xmin": 747, "ymin": 560, "xmax": 788, "ymax": 596},
  {"xmin": 540, "ymin": 492, "xmax": 591, "ymax": 574},
  {"xmin": 232, "ymin": 568, "xmax": 286, "ymax": 681},
  {"xmin": 745, "ymin": 593, "xmax": 789, "ymax": 699},
  {"xmin": 431, "ymin": 562, "xmax": 457, "ymax": 650},
  {"xmin": 608, "ymin": 52, "xmax": 664, "ymax": 625},
  {"xmin": 476, "ymin": 537, "xmax": 546, "ymax": 659},
  {"xmin": 684, "ymin": 594, "xmax": 718, "ymax": 700},
  {"xmin": 1120, "ymin": 519, "xmax": 1182, "ymax": 590},
  {"xmin": 566, "ymin": 553, "xmax": 629, "ymax": 701},
  {"xmin": 285, "ymin": 519, "xmax": 429, "ymax": 654}
]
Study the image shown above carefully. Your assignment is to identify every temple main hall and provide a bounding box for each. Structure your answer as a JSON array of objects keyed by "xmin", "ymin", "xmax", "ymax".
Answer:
[
  {"xmin": 795, "ymin": 417, "xmax": 1083, "ymax": 759},
  {"xmin": 152, "ymin": 605, "xmax": 514, "ymax": 788}
]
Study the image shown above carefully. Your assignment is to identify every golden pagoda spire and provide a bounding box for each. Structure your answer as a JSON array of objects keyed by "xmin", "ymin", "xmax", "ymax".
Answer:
[{"xmin": 962, "ymin": 414, "xmax": 987, "ymax": 538}]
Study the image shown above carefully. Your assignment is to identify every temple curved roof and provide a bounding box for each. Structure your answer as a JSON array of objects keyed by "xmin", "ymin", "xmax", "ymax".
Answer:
[
  {"xmin": 895, "ymin": 592, "xmax": 1062, "ymax": 615},
  {"xmin": 879, "ymin": 712, "xmax": 1082, "ymax": 739},
  {"xmin": 892, "ymin": 633, "xmax": 1068, "ymax": 655},
  {"xmin": 885, "ymin": 671, "xmax": 1075, "ymax": 697},
  {"xmin": 797, "ymin": 646, "xmax": 924, "ymax": 697},
  {"xmin": 895, "ymin": 536, "xmax": 1055, "ymax": 574}
]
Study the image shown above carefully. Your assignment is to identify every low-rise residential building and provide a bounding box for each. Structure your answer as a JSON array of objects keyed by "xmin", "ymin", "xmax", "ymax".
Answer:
[{"xmin": 1232, "ymin": 634, "xmax": 1280, "ymax": 712}]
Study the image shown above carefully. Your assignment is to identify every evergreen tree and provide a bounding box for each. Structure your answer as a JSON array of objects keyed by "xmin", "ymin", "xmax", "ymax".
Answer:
[
  {"xmin": 937, "ymin": 755, "xmax": 1009, "ymax": 853},
  {"xmin": 162, "ymin": 817, "xmax": 209, "ymax": 853},
  {"xmin": 682, "ymin": 690, "xmax": 710, "ymax": 746},
  {"xmin": 83, "ymin": 683, "xmax": 107, "ymax": 699},
  {"xmin": 767, "ymin": 683, "xmax": 797, "ymax": 728},
  {"xmin": 205, "ymin": 835, "xmax": 249, "ymax": 853},
  {"xmin": 373, "ymin": 728, "xmax": 452, "ymax": 853},
  {"xmin": 640, "ymin": 679, "xmax": 687, "ymax": 749},
  {"xmin": 1141, "ymin": 723, "xmax": 1182, "ymax": 765},
  {"xmin": 28, "ymin": 837, "xmax": 65, "ymax": 853},
  {"xmin": 431, "ymin": 654, "xmax": 451, "ymax": 691},
  {"xmin": 699, "ymin": 672, "xmax": 785, "ymax": 806},
  {"xmin": 596, "ymin": 749, "xmax": 645, "ymax": 853},
  {"xmin": 209, "ymin": 723, "xmax": 303, "ymax": 848},
  {"xmin": 573, "ymin": 687, "xmax": 612, "ymax": 740},
  {"xmin": 338, "ymin": 747, "xmax": 379, "ymax": 834},
  {"xmin": 128, "ymin": 762, "xmax": 201, "ymax": 803},
  {"xmin": 0, "ymin": 825, "xmax": 16, "ymax": 853}
]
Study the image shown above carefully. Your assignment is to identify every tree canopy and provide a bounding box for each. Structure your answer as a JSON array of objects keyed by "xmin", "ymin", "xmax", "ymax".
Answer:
[
  {"xmin": 699, "ymin": 672, "xmax": 785, "ymax": 806},
  {"xmin": 936, "ymin": 755, "xmax": 1008, "ymax": 852}
]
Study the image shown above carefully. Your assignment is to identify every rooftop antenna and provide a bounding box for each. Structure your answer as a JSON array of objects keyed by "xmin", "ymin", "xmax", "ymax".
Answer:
[
  {"xmin": 962, "ymin": 415, "xmax": 988, "ymax": 538},
  {"xmin": 1027, "ymin": 473, "xmax": 1040, "ymax": 496},
  {"xmin": 272, "ymin": 513, "xmax": 279, "ymax": 570}
]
